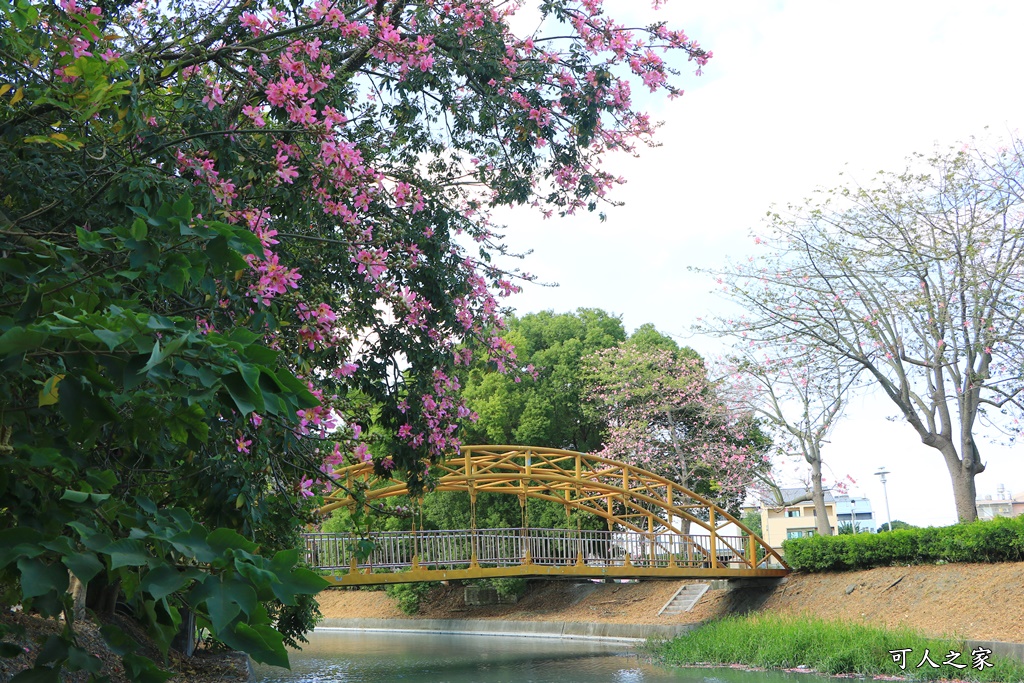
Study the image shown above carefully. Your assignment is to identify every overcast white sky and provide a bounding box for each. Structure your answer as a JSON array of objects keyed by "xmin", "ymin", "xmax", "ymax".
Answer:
[{"xmin": 497, "ymin": 0, "xmax": 1024, "ymax": 528}]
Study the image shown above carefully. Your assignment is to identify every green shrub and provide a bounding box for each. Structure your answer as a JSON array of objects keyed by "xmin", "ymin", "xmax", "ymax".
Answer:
[
  {"xmin": 385, "ymin": 581, "xmax": 438, "ymax": 615},
  {"xmin": 783, "ymin": 515, "xmax": 1024, "ymax": 571}
]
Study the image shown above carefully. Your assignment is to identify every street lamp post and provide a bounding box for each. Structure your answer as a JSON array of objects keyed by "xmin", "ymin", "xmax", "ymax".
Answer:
[{"xmin": 875, "ymin": 467, "xmax": 892, "ymax": 532}]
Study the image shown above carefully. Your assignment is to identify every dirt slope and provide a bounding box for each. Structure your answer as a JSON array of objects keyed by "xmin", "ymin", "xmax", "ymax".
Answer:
[{"xmin": 316, "ymin": 561, "xmax": 1024, "ymax": 642}]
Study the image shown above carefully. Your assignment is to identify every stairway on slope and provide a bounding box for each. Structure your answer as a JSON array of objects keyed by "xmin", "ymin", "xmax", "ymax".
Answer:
[{"xmin": 657, "ymin": 582, "xmax": 710, "ymax": 616}]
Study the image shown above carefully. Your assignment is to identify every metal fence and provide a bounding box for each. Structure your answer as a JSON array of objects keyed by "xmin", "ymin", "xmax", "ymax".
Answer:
[{"xmin": 303, "ymin": 527, "xmax": 753, "ymax": 573}]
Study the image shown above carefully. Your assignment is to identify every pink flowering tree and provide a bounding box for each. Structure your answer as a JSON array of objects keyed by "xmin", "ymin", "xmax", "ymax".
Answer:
[
  {"xmin": 700, "ymin": 140, "xmax": 1024, "ymax": 523},
  {"xmin": 582, "ymin": 332, "xmax": 770, "ymax": 524},
  {"xmin": 0, "ymin": 0, "xmax": 710, "ymax": 675},
  {"xmin": 718, "ymin": 348, "xmax": 862, "ymax": 535}
]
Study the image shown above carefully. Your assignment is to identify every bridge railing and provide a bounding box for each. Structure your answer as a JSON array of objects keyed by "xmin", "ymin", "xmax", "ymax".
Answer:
[{"xmin": 302, "ymin": 528, "xmax": 759, "ymax": 573}]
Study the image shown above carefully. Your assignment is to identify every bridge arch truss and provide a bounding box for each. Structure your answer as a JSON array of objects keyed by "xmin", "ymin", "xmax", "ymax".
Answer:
[{"xmin": 309, "ymin": 445, "xmax": 788, "ymax": 585}]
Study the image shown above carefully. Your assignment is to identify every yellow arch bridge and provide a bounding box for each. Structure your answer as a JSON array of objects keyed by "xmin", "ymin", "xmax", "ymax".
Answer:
[{"xmin": 307, "ymin": 446, "xmax": 789, "ymax": 586}]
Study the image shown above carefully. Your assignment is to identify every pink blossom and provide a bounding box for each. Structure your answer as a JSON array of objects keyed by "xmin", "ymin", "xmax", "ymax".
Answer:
[{"xmin": 333, "ymin": 362, "xmax": 359, "ymax": 378}]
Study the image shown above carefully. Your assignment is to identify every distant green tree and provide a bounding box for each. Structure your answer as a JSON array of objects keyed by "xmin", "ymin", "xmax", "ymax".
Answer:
[
  {"xmin": 450, "ymin": 309, "xmax": 628, "ymax": 531},
  {"xmin": 741, "ymin": 510, "xmax": 763, "ymax": 538},
  {"xmin": 877, "ymin": 520, "xmax": 917, "ymax": 533},
  {"xmin": 421, "ymin": 491, "xmax": 603, "ymax": 530},
  {"xmin": 461, "ymin": 309, "xmax": 626, "ymax": 451}
]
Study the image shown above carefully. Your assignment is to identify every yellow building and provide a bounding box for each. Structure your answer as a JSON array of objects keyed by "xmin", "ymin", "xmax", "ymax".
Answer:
[{"xmin": 744, "ymin": 488, "xmax": 838, "ymax": 555}]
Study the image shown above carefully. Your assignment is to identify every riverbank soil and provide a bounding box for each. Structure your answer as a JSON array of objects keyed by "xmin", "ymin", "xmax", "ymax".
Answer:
[
  {"xmin": 0, "ymin": 610, "xmax": 250, "ymax": 683},
  {"xmin": 316, "ymin": 562, "xmax": 1024, "ymax": 643}
]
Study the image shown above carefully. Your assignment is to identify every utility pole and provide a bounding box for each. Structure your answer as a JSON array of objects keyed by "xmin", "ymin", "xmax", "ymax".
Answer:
[{"xmin": 875, "ymin": 467, "xmax": 892, "ymax": 532}]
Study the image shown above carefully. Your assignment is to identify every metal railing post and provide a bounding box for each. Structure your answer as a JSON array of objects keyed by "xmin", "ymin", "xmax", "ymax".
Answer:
[{"xmin": 708, "ymin": 507, "xmax": 717, "ymax": 569}]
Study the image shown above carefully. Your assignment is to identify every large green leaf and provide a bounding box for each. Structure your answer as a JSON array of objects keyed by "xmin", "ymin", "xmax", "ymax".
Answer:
[
  {"xmin": 0, "ymin": 528, "xmax": 43, "ymax": 568},
  {"xmin": 17, "ymin": 557, "xmax": 69, "ymax": 598},
  {"xmin": 191, "ymin": 574, "xmax": 257, "ymax": 634},
  {"xmin": 207, "ymin": 528, "xmax": 258, "ymax": 555},
  {"xmin": 10, "ymin": 667, "xmax": 61, "ymax": 682},
  {"xmin": 62, "ymin": 552, "xmax": 104, "ymax": 585},
  {"xmin": 222, "ymin": 372, "xmax": 263, "ymax": 415},
  {"xmin": 268, "ymin": 549, "xmax": 329, "ymax": 604},
  {"xmin": 140, "ymin": 566, "xmax": 189, "ymax": 602},
  {"xmin": 0, "ymin": 326, "xmax": 46, "ymax": 355},
  {"xmin": 222, "ymin": 622, "xmax": 288, "ymax": 668},
  {"xmin": 105, "ymin": 538, "xmax": 151, "ymax": 569}
]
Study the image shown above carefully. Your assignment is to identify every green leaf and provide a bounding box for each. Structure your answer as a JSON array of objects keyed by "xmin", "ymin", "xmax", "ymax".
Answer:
[
  {"xmin": 122, "ymin": 652, "xmax": 174, "ymax": 683},
  {"xmin": 141, "ymin": 338, "xmax": 165, "ymax": 372},
  {"xmin": 59, "ymin": 490, "xmax": 89, "ymax": 504},
  {"xmin": 235, "ymin": 561, "xmax": 278, "ymax": 596},
  {"xmin": 0, "ymin": 528, "xmax": 43, "ymax": 568},
  {"xmin": 0, "ymin": 641, "xmax": 23, "ymax": 657},
  {"xmin": 99, "ymin": 624, "xmax": 139, "ymax": 656},
  {"xmin": 237, "ymin": 362, "xmax": 260, "ymax": 392},
  {"xmin": 158, "ymin": 266, "xmax": 187, "ymax": 294},
  {"xmin": 105, "ymin": 539, "xmax": 151, "ymax": 569},
  {"xmin": 66, "ymin": 645, "xmax": 102, "ymax": 674},
  {"xmin": 28, "ymin": 447, "xmax": 73, "ymax": 470},
  {"xmin": 63, "ymin": 552, "xmax": 104, "ymax": 585},
  {"xmin": 223, "ymin": 622, "xmax": 288, "ymax": 668},
  {"xmin": 35, "ymin": 635, "xmax": 67, "ymax": 666},
  {"xmin": 146, "ymin": 315, "xmax": 176, "ymax": 331},
  {"xmin": 86, "ymin": 469, "xmax": 119, "ymax": 492},
  {"xmin": 94, "ymin": 328, "xmax": 130, "ymax": 351},
  {"xmin": 205, "ymin": 236, "xmax": 248, "ymax": 271},
  {"xmin": 17, "ymin": 557, "xmax": 69, "ymax": 598},
  {"xmin": 0, "ymin": 326, "xmax": 46, "ymax": 355},
  {"xmin": 207, "ymin": 528, "xmax": 258, "ymax": 555},
  {"xmin": 10, "ymin": 666, "xmax": 61, "ymax": 682},
  {"xmin": 130, "ymin": 217, "xmax": 148, "ymax": 240},
  {"xmin": 169, "ymin": 526, "xmax": 216, "ymax": 563},
  {"xmin": 141, "ymin": 566, "xmax": 189, "ymax": 602},
  {"xmin": 222, "ymin": 372, "xmax": 262, "ymax": 415},
  {"xmin": 274, "ymin": 369, "xmax": 320, "ymax": 409},
  {"xmin": 37, "ymin": 374, "xmax": 64, "ymax": 407},
  {"xmin": 171, "ymin": 195, "xmax": 194, "ymax": 220},
  {"xmin": 245, "ymin": 345, "xmax": 279, "ymax": 365},
  {"xmin": 269, "ymin": 548, "xmax": 299, "ymax": 575},
  {"xmin": 127, "ymin": 239, "xmax": 159, "ymax": 269},
  {"xmin": 76, "ymin": 226, "xmax": 107, "ymax": 252},
  {"xmin": 191, "ymin": 575, "xmax": 256, "ymax": 634},
  {"xmin": 272, "ymin": 566, "xmax": 329, "ymax": 605}
]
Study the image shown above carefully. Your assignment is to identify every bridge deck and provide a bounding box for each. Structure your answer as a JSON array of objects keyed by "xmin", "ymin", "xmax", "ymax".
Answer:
[{"xmin": 304, "ymin": 528, "xmax": 789, "ymax": 586}]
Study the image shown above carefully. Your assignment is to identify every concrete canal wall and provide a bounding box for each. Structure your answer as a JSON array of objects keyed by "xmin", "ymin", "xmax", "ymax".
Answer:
[{"xmin": 317, "ymin": 617, "xmax": 697, "ymax": 642}]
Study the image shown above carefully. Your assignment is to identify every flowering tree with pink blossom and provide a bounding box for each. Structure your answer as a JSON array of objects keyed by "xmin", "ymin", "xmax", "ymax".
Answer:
[
  {"xmin": 582, "ymin": 333, "xmax": 770, "ymax": 522},
  {"xmin": 0, "ymin": 0, "xmax": 710, "ymax": 675},
  {"xmin": 719, "ymin": 348, "xmax": 862, "ymax": 536},
  {"xmin": 701, "ymin": 140, "xmax": 1024, "ymax": 524}
]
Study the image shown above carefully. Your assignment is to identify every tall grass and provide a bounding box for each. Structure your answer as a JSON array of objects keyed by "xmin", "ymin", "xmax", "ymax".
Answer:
[{"xmin": 655, "ymin": 613, "xmax": 1024, "ymax": 681}]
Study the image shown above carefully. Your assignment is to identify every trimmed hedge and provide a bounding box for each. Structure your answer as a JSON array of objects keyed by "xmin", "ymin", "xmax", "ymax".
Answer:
[{"xmin": 783, "ymin": 515, "xmax": 1024, "ymax": 571}]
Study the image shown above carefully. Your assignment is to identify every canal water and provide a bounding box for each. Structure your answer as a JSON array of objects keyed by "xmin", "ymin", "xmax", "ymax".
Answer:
[{"xmin": 253, "ymin": 630, "xmax": 806, "ymax": 682}]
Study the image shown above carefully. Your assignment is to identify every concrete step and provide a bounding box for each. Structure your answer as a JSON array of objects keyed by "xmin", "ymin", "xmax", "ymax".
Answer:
[{"xmin": 657, "ymin": 583, "xmax": 709, "ymax": 616}]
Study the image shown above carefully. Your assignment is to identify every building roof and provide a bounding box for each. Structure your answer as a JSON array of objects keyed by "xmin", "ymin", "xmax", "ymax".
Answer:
[{"xmin": 776, "ymin": 487, "xmax": 835, "ymax": 505}]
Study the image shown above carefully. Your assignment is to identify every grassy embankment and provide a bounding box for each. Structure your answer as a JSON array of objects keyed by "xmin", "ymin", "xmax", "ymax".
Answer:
[{"xmin": 655, "ymin": 613, "xmax": 1024, "ymax": 681}]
